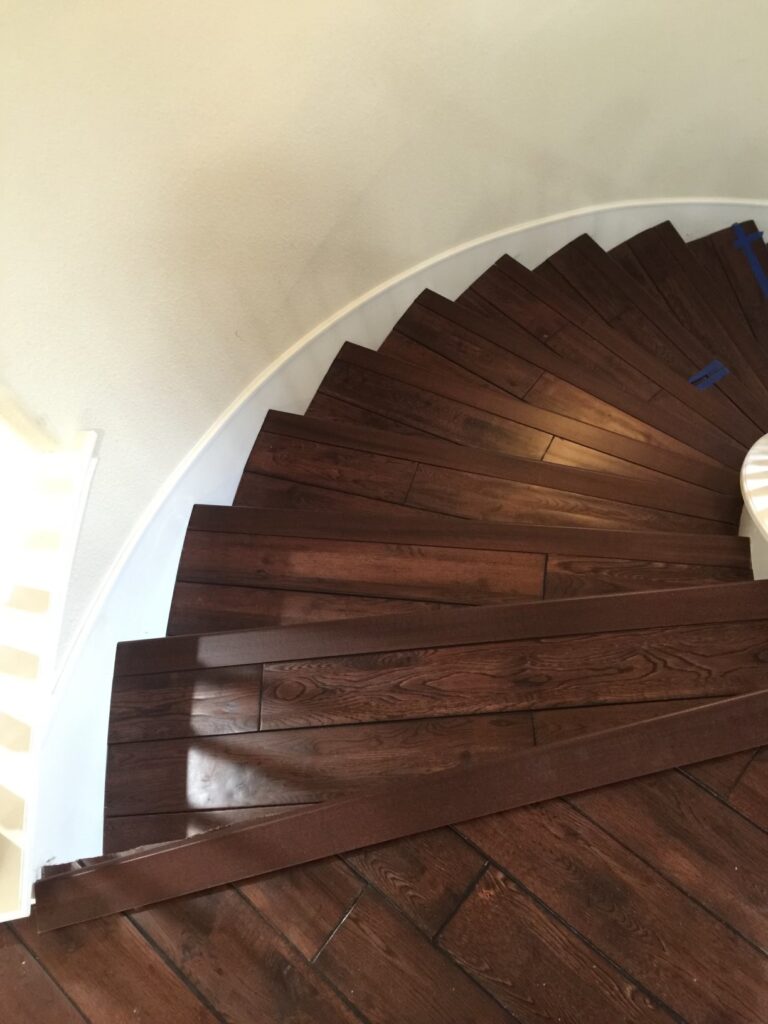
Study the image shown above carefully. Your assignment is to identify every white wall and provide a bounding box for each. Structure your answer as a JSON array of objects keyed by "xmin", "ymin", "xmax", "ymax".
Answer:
[{"xmin": 3, "ymin": 0, "xmax": 768, "ymax": 652}]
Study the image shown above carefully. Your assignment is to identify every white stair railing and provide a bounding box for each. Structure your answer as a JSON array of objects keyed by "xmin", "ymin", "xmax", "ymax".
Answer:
[{"xmin": 0, "ymin": 402, "xmax": 96, "ymax": 921}]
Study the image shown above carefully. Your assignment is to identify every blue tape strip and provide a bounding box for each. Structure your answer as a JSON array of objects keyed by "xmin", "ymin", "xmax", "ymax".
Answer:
[
  {"xmin": 688, "ymin": 359, "xmax": 730, "ymax": 389},
  {"xmin": 732, "ymin": 223, "xmax": 768, "ymax": 298}
]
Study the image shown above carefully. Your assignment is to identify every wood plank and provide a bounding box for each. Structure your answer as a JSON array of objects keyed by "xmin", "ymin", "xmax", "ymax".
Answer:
[
  {"xmin": 381, "ymin": 328, "xmax": 519, "ymax": 392},
  {"xmin": 105, "ymin": 713, "xmax": 535, "ymax": 813},
  {"xmin": 186, "ymin": 505, "xmax": 751, "ymax": 565},
  {"xmin": 238, "ymin": 857, "xmax": 364, "ymax": 960},
  {"xmin": 115, "ymin": 580, "xmax": 768, "ymax": 676},
  {"xmin": 103, "ymin": 806, "xmax": 297, "ymax": 853},
  {"xmin": 703, "ymin": 220, "xmax": 768, "ymax": 359},
  {"xmin": 438, "ymin": 866, "xmax": 676, "ymax": 1023},
  {"xmin": 616, "ymin": 222, "xmax": 768, "ymax": 430},
  {"xmin": 252, "ymin": 411, "xmax": 741, "ymax": 524},
  {"xmin": 327, "ymin": 341, "xmax": 737, "ymax": 494},
  {"xmin": 261, "ymin": 618, "xmax": 768, "ymax": 729},
  {"xmin": 345, "ymin": 828, "xmax": 485, "ymax": 937},
  {"xmin": 729, "ymin": 747, "xmax": 768, "ymax": 829},
  {"xmin": 168, "ymin": 581, "xmax": 449, "ymax": 634},
  {"xmin": 313, "ymin": 887, "xmax": 513, "ymax": 1024},
  {"xmin": 0, "ymin": 927, "xmax": 87, "ymax": 1024},
  {"xmin": 459, "ymin": 799, "xmax": 767, "ymax": 1023},
  {"xmin": 176, "ymin": 530, "xmax": 546, "ymax": 604},
  {"xmin": 132, "ymin": 887, "xmax": 362, "ymax": 1022},
  {"xmin": 33, "ymin": 690, "xmax": 768, "ymax": 930},
  {"xmin": 541, "ymin": 234, "xmax": 760, "ymax": 447},
  {"xmin": 108, "ymin": 664, "xmax": 262, "ymax": 744},
  {"xmin": 571, "ymin": 771, "xmax": 768, "ymax": 950},
  {"xmin": 407, "ymin": 463, "xmax": 731, "ymax": 533},
  {"xmin": 13, "ymin": 912, "xmax": 217, "ymax": 1023},
  {"xmin": 424, "ymin": 286, "xmax": 745, "ymax": 471},
  {"xmin": 307, "ymin": 389, "xmax": 427, "ymax": 436},
  {"xmin": 544, "ymin": 553, "xmax": 750, "ymax": 598}
]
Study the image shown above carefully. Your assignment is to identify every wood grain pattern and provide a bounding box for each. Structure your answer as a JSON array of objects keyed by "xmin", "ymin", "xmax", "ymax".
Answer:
[
  {"xmin": 13, "ymin": 912, "xmax": 217, "ymax": 1023},
  {"xmin": 345, "ymin": 828, "xmax": 485, "ymax": 937},
  {"xmin": 422, "ymin": 287, "xmax": 745, "ymax": 471},
  {"xmin": 571, "ymin": 771, "xmax": 768, "ymax": 949},
  {"xmin": 314, "ymin": 887, "xmax": 513, "ymax": 1024},
  {"xmin": 438, "ymin": 866, "xmax": 676, "ymax": 1023},
  {"xmin": 460, "ymin": 800, "xmax": 767, "ymax": 1023},
  {"xmin": 728, "ymin": 747, "xmax": 768, "ymax": 829},
  {"xmin": 103, "ymin": 806, "xmax": 297, "ymax": 852},
  {"xmin": 105, "ymin": 713, "xmax": 535, "ymax": 813},
  {"xmin": 261, "ymin": 618, "xmax": 768, "ymax": 729},
  {"xmin": 34, "ymin": 690, "xmax": 768, "ymax": 929},
  {"xmin": 132, "ymin": 887, "xmax": 362, "ymax": 1023},
  {"xmin": 116, "ymin": 580, "xmax": 768, "ymax": 677},
  {"xmin": 544, "ymin": 552, "xmax": 750, "ymax": 598},
  {"xmin": 0, "ymin": 927, "xmax": 87, "ymax": 1024},
  {"xmin": 238, "ymin": 857, "xmax": 364, "ymax": 960}
]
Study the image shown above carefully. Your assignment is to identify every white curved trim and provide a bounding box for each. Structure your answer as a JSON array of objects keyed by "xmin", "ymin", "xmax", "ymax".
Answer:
[
  {"xmin": 740, "ymin": 434, "xmax": 768, "ymax": 578},
  {"xmin": 28, "ymin": 196, "xmax": 768, "ymax": 914}
]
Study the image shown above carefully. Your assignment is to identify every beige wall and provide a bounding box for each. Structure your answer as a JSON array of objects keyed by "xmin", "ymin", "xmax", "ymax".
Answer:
[{"xmin": 2, "ymin": 1, "xmax": 767, "ymax": 645}]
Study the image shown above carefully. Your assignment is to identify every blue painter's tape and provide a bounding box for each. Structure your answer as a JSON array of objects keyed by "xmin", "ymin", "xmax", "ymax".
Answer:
[
  {"xmin": 688, "ymin": 359, "xmax": 730, "ymax": 389},
  {"xmin": 732, "ymin": 223, "xmax": 768, "ymax": 298}
]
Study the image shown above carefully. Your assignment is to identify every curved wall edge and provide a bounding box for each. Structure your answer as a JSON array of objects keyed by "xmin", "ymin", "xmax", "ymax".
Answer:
[{"xmin": 31, "ymin": 196, "xmax": 768, "ymax": 890}]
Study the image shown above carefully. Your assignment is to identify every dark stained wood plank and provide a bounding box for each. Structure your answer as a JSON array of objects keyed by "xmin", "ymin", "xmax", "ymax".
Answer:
[
  {"xmin": 34, "ymin": 690, "xmax": 768, "ymax": 930},
  {"xmin": 235, "ymin": 468, "xmax": 442, "ymax": 520},
  {"xmin": 570, "ymin": 771, "xmax": 768, "ymax": 950},
  {"xmin": 330, "ymin": 341, "xmax": 736, "ymax": 496},
  {"xmin": 459, "ymin": 800, "xmax": 767, "ymax": 1023},
  {"xmin": 544, "ymin": 553, "xmax": 751, "ymax": 598},
  {"xmin": 252, "ymin": 412, "xmax": 740, "ymax": 524},
  {"xmin": 104, "ymin": 806, "xmax": 297, "ymax": 853},
  {"xmin": 108, "ymin": 664, "xmax": 262, "ymax": 744},
  {"xmin": 176, "ymin": 530, "xmax": 546, "ymax": 604},
  {"xmin": 313, "ymin": 887, "xmax": 513, "ymax": 1024},
  {"xmin": 419, "ymin": 288, "xmax": 745, "ymax": 472},
  {"xmin": 168, "ymin": 581, "xmax": 450, "ymax": 634},
  {"xmin": 307, "ymin": 389, "xmax": 427, "ymax": 436},
  {"xmin": 320, "ymin": 353, "xmax": 554, "ymax": 459},
  {"xmin": 702, "ymin": 221, "xmax": 768, "ymax": 360},
  {"xmin": 683, "ymin": 749, "xmax": 758, "ymax": 796},
  {"xmin": 438, "ymin": 866, "xmax": 676, "ymax": 1023},
  {"xmin": 407, "ymin": 463, "xmax": 731, "ymax": 534},
  {"xmin": 542, "ymin": 435, "xmax": 702, "ymax": 485},
  {"xmin": 238, "ymin": 857, "xmax": 364, "ymax": 960},
  {"xmin": 14, "ymin": 912, "xmax": 217, "ymax": 1023},
  {"xmin": 380, "ymin": 328, "xmax": 519, "ymax": 394},
  {"xmin": 541, "ymin": 234, "xmax": 760, "ymax": 446},
  {"xmin": 616, "ymin": 222, "xmax": 768, "ymax": 430},
  {"xmin": 0, "ymin": 927, "xmax": 87, "ymax": 1024},
  {"xmin": 729, "ymin": 747, "xmax": 768, "ymax": 829},
  {"xmin": 116, "ymin": 580, "xmax": 768, "ymax": 677},
  {"xmin": 132, "ymin": 887, "xmax": 362, "ymax": 1023},
  {"xmin": 346, "ymin": 828, "xmax": 485, "ymax": 937},
  {"xmin": 105, "ymin": 713, "xmax": 535, "ymax": 813},
  {"xmin": 261, "ymin": 618, "xmax": 768, "ymax": 729},
  {"xmin": 186, "ymin": 505, "xmax": 751, "ymax": 566}
]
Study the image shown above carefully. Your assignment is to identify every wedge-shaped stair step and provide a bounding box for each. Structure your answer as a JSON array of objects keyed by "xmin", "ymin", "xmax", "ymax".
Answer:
[
  {"xmin": 462, "ymin": 247, "xmax": 759, "ymax": 448},
  {"xmin": 412, "ymin": 288, "xmax": 745, "ymax": 473},
  {"xmin": 610, "ymin": 221, "xmax": 768, "ymax": 427},
  {"xmin": 238, "ymin": 412, "xmax": 741, "ymax": 533},
  {"xmin": 34, "ymin": 689, "xmax": 768, "ymax": 931},
  {"xmin": 310, "ymin": 340, "xmax": 737, "ymax": 492},
  {"xmin": 169, "ymin": 507, "xmax": 751, "ymax": 633}
]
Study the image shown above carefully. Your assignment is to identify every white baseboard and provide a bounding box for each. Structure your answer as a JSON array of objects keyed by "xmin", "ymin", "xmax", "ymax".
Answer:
[{"xmin": 29, "ymin": 196, "xmax": 768, "ymax": 904}]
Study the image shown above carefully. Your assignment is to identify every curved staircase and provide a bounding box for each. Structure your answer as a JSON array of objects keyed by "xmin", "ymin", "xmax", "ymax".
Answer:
[{"xmin": 5, "ymin": 220, "xmax": 768, "ymax": 1022}]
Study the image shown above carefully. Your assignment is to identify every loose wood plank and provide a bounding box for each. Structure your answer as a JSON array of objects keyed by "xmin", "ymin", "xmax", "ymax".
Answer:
[
  {"xmin": 33, "ymin": 690, "xmax": 768, "ymax": 930},
  {"xmin": 115, "ymin": 580, "xmax": 768, "ymax": 677}
]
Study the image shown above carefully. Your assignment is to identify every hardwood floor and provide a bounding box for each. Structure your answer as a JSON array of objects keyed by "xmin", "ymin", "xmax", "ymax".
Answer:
[{"xmin": 8, "ymin": 220, "xmax": 768, "ymax": 1023}]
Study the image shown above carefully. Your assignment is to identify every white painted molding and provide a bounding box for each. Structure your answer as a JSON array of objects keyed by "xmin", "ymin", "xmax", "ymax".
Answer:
[{"xmin": 27, "ymin": 196, "xmax": 768, "ymax": 914}]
